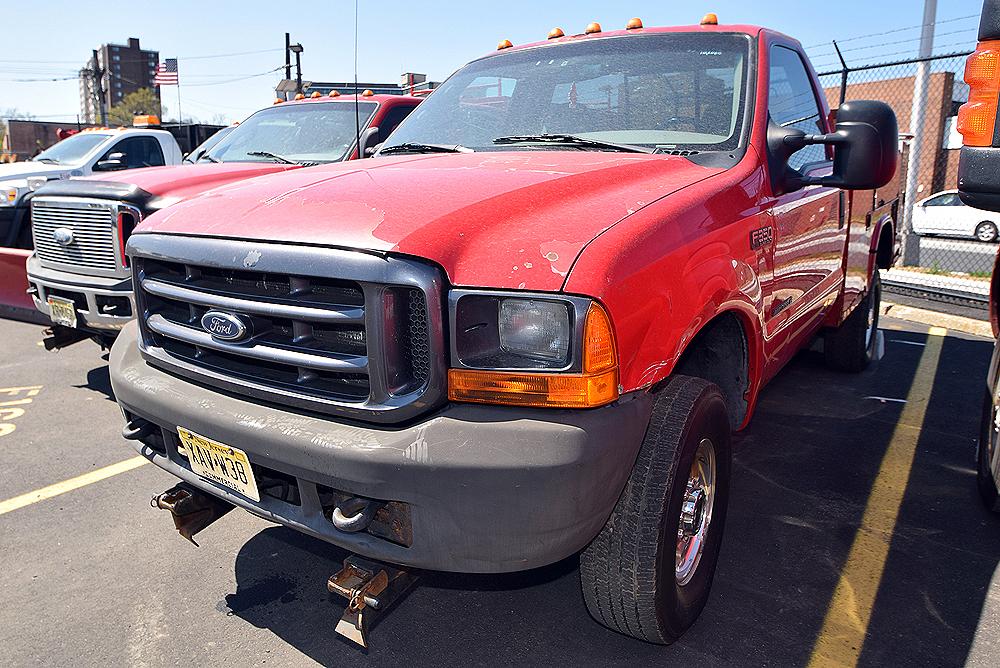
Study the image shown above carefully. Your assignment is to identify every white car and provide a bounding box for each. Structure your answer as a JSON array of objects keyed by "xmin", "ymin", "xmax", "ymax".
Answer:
[{"xmin": 912, "ymin": 189, "xmax": 1000, "ymax": 242}]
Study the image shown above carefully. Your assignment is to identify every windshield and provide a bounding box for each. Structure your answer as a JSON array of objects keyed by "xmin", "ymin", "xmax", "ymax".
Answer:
[
  {"xmin": 384, "ymin": 33, "xmax": 751, "ymax": 153},
  {"xmin": 32, "ymin": 132, "xmax": 112, "ymax": 165},
  {"xmin": 207, "ymin": 101, "xmax": 378, "ymax": 164}
]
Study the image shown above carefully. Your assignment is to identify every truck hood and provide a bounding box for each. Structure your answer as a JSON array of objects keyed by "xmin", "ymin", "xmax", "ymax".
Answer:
[
  {"xmin": 139, "ymin": 152, "xmax": 722, "ymax": 291},
  {"xmin": 0, "ymin": 162, "xmax": 72, "ymax": 184},
  {"xmin": 80, "ymin": 162, "xmax": 301, "ymax": 204}
]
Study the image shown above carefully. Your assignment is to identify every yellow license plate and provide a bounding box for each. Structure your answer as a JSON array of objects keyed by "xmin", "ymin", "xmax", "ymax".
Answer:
[
  {"xmin": 47, "ymin": 296, "xmax": 77, "ymax": 328},
  {"xmin": 177, "ymin": 427, "xmax": 260, "ymax": 502}
]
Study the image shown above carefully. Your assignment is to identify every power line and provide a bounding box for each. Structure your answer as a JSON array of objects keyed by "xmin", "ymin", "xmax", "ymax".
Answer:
[
  {"xmin": 804, "ymin": 13, "xmax": 979, "ymax": 49},
  {"xmin": 808, "ymin": 26, "xmax": 977, "ymax": 59}
]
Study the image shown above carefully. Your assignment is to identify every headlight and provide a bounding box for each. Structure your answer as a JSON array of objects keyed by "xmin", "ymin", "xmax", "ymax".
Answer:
[{"xmin": 448, "ymin": 290, "xmax": 618, "ymax": 408}]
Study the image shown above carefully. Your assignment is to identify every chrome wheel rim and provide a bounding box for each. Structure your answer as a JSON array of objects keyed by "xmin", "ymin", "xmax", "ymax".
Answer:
[
  {"xmin": 979, "ymin": 225, "xmax": 996, "ymax": 242},
  {"xmin": 865, "ymin": 285, "xmax": 877, "ymax": 349},
  {"xmin": 676, "ymin": 438, "xmax": 716, "ymax": 585}
]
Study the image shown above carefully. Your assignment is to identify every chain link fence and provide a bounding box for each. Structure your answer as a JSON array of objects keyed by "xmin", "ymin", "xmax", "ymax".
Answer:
[{"xmin": 817, "ymin": 51, "xmax": 993, "ymax": 305}]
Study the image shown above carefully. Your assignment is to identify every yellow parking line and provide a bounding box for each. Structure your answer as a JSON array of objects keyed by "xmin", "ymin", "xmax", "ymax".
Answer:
[
  {"xmin": 0, "ymin": 456, "xmax": 149, "ymax": 516},
  {"xmin": 807, "ymin": 326, "xmax": 947, "ymax": 667}
]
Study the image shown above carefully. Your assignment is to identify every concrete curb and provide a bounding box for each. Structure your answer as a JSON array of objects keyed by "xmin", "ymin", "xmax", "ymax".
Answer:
[{"xmin": 881, "ymin": 301, "xmax": 993, "ymax": 338}]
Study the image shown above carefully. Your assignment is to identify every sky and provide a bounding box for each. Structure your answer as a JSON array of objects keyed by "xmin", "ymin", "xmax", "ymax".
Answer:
[{"xmin": 0, "ymin": 0, "xmax": 988, "ymax": 124}]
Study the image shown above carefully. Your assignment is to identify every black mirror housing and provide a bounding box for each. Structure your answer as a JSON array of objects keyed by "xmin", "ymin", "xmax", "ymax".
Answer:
[
  {"xmin": 769, "ymin": 100, "xmax": 898, "ymax": 194},
  {"xmin": 824, "ymin": 100, "xmax": 898, "ymax": 190},
  {"xmin": 358, "ymin": 126, "xmax": 381, "ymax": 158}
]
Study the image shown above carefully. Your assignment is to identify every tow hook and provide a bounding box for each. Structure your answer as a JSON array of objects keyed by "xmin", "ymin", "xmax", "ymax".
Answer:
[
  {"xmin": 150, "ymin": 483, "xmax": 234, "ymax": 546},
  {"xmin": 121, "ymin": 417, "xmax": 156, "ymax": 441},
  {"xmin": 327, "ymin": 556, "xmax": 418, "ymax": 648},
  {"xmin": 331, "ymin": 497, "xmax": 381, "ymax": 533},
  {"xmin": 41, "ymin": 325, "xmax": 89, "ymax": 351}
]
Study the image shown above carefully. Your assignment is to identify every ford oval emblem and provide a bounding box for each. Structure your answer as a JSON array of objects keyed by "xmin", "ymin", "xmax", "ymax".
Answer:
[
  {"xmin": 52, "ymin": 227, "xmax": 74, "ymax": 246},
  {"xmin": 200, "ymin": 311, "xmax": 250, "ymax": 342}
]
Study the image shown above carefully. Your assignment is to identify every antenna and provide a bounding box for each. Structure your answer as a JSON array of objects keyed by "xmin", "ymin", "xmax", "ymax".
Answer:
[{"xmin": 354, "ymin": 0, "xmax": 361, "ymax": 158}]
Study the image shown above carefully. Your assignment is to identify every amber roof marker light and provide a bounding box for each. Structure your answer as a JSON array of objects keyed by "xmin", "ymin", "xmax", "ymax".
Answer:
[
  {"xmin": 626, "ymin": 18, "xmax": 644, "ymax": 30},
  {"xmin": 701, "ymin": 13, "xmax": 719, "ymax": 25},
  {"xmin": 548, "ymin": 27, "xmax": 565, "ymax": 39},
  {"xmin": 497, "ymin": 39, "xmax": 513, "ymax": 50},
  {"xmin": 958, "ymin": 40, "xmax": 1000, "ymax": 147},
  {"xmin": 585, "ymin": 22, "xmax": 602, "ymax": 34}
]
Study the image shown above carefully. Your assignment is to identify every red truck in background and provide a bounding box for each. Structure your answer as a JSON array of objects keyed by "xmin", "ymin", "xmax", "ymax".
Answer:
[
  {"xmin": 957, "ymin": 0, "xmax": 1000, "ymax": 513},
  {"xmin": 110, "ymin": 16, "xmax": 898, "ymax": 645},
  {"xmin": 24, "ymin": 93, "xmax": 420, "ymax": 349}
]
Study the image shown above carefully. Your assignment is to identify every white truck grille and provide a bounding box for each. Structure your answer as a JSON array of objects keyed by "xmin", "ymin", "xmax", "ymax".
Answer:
[{"xmin": 31, "ymin": 197, "xmax": 123, "ymax": 276}]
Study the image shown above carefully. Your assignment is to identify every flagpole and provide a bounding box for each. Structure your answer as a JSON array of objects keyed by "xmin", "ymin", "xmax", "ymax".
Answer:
[{"xmin": 176, "ymin": 60, "xmax": 182, "ymax": 125}]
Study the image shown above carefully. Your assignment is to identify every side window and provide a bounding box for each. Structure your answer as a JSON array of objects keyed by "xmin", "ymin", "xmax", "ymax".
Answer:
[
  {"xmin": 378, "ymin": 105, "xmax": 417, "ymax": 140},
  {"xmin": 106, "ymin": 136, "xmax": 165, "ymax": 169},
  {"xmin": 769, "ymin": 46, "xmax": 827, "ymax": 172},
  {"xmin": 925, "ymin": 192, "xmax": 961, "ymax": 206}
]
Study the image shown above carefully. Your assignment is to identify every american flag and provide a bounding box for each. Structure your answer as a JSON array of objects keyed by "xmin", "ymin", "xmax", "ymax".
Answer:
[{"xmin": 154, "ymin": 58, "xmax": 179, "ymax": 86}]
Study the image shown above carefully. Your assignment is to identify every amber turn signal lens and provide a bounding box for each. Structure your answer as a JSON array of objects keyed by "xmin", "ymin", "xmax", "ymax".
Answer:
[
  {"xmin": 448, "ymin": 301, "xmax": 619, "ymax": 408},
  {"xmin": 958, "ymin": 41, "xmax": 1000, "ymax": 147},
  {"xmin": 448, "ymin": 368, "xmax": 618, "ymax": 408}
]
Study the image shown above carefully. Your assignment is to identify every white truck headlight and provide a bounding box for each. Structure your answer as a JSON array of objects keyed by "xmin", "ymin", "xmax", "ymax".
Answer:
[{"xmin": 498, "ymin": 298, "xmax": 570, "ymax": 363}]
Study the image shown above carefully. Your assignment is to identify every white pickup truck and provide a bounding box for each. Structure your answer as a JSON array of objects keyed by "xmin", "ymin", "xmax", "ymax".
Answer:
[{"xmin": 0, "ymin": 127, "xmax": 182, "ymax": 249}]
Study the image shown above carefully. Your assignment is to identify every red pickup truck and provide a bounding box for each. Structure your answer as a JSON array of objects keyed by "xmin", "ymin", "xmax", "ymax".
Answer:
[
  {"xmin": 110, "ymin": 17, "xmax": 898, "ymax": 644},
  {"xmin": 24, "ymin": 93, "xmax": 420, "ymax": 349}
]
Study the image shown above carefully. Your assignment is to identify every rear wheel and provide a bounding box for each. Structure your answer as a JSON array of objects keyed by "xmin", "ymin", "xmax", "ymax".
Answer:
[
  {"xmin": 978, "ymin": 361, "xmax": 1000, "ymax": 512},
  {"xmin": 579, "ymin": 375, "xmax": 731, "ymax": 644},
  {"xmin": 975, "ymin": 221, "xmax": 998, "ymax": 243},
  {"xmin": 825, "ymin": 270, "xmax": 881, "ymax": 372}
]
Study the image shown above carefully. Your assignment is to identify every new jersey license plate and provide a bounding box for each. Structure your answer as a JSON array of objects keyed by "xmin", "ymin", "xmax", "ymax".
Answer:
[
  {"xmin": 177, "ymin": 427, "xmax": 260, "ymax": 502},
  {"xmin": 47, "ymin": 296, "xmax": 77, "ymax": 328}
]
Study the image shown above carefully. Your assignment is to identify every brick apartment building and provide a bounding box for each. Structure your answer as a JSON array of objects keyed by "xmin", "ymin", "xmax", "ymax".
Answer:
[{"xmin": 80, "ymin": 38, "xmax": 160, "ymax": 123}]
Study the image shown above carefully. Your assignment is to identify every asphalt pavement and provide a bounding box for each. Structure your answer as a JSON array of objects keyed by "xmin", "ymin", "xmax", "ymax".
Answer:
[{"xmin": 1, "ymin": 315, "xmax": 998, "ymax": 667}]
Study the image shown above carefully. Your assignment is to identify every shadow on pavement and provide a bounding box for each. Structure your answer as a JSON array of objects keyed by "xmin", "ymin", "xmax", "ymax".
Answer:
[
  {"xmin": 222, "ymin": 329, "xmax": 999, "ymax": 667},
  {"xmin": 74, "ymin": 358, "xmax": 116, "ymax": 402}
]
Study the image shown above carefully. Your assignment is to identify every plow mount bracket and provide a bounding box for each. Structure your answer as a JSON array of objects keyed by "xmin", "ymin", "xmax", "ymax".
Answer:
[
  {"xmin": 327, "ymin": 556, "xmax": 417, "ymax": 648},
  {"xmin": 151, "ymin": 483, "xmax": 235, "ymax": 546}
]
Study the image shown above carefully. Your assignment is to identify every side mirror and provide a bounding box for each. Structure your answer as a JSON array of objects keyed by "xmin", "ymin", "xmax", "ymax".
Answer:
[
  {"xmin": 95, "ymin": 152, "xmax": 126, "ymax": 171},
  {"xmin": 358, "ymin": 126, "xmax": 381, "ymax": 158},
  {"xmin": 768, "ymin": 100, "xmax": 898, "ymax": 194}
]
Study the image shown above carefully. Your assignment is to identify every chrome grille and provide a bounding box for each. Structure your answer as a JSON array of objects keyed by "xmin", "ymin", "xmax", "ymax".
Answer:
[
  {"xmin": 130, "ymin": 234, "xmax": 446, "ymax": 424},
  {"xmin": 31, "ymin": 196, "xmax": 123, "ymax": 276}
]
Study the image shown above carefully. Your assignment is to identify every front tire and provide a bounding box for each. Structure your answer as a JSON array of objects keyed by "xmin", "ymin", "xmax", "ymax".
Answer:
[
  {"xmin": 976, "ymin": 221, "xmax": 999, "ymax": 243},
  {"xmin": 579, "ymin": 376, "xmax": 731, "ymax": 644},
  {"xmin": 825, "ymin": 270, "xmax": 881, "ymax": 372},
  {"xmin": 978, "ymin": 365, "xmax": 1000, "ymax": 512}
]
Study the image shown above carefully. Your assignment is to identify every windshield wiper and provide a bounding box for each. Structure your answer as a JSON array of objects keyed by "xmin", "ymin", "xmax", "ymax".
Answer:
[
  {"xmin": 197, "ymin": 153, "xmax": 221, "ymax": 163},
  {"xmin": 246, "ymin": 150, "xmax": 298, "ymax": 164},
  {"xmin": 493, "ymin": 134, "xmax": 653, "ymax": 154},
  {"xmin": 33, "ymin": 157, "xmax": 58, "ymax": 164},
  {"xmin": 378, "ymin": 142, "xmax": 473, "ymax": 155}
]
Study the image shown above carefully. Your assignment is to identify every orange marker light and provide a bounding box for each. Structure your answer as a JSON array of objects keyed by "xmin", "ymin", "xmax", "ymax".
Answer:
[
  {"xmin": 294, "ymin": 93, "xmax": 305, "ymax": 100},
  {"xmin": 497, "ymin": 39, "xmax": 513, "ymax": 50},
  {"xmin": 329, "ymin": 90, "xmax": 341, "ymax": 97},
  {"xmin": 310, "ymin": 91, "xmax": 322, "ymax": 98},
  {"xmin": 701, "ymin": 13, "xmax": 719, "ymax": 25},
  {"xmin": 958, "ymin": 40, "xmax": 1000, "ymax": 147},
  {"xmin": 626, "ymin": 17, "xmax": 644, "ymax": 30},
  {"xmin": 548, "ymin": 27, "xmax": 565, "ymax": 39},
  {"xmin": 585, "ymin": 22, "xmax": 602, "ymax": 34},
  {"xmin": 273, "ymin": 97, "xmax": 284, "ymax": 104},
  {"xmin": 362, "ymin": 89, "xmax": 374, "ymax": 97},
  {"xmin": 448, "ymin": 302, "xmax": 619, "ymax": 409}
]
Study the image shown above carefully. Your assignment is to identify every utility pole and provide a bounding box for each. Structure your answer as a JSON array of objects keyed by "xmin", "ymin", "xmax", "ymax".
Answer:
[
  {"xmin": 290, "ymin": 43, "xmax": 304, "ymax": 95},
  {"xmin": 284, "ymin": 33, "xmax": 291, "ymax": 100},
  {"xmin": 91, "ymin": 48, "xmax": 108, "ymax": 126},
  {"xmin": 901, "ymin": 0, "xmax": 937, "ymax": 266}
]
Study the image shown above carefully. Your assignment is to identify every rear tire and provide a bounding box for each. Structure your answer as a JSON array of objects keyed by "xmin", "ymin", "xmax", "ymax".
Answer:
[
  {"xmin": 825, "ymin": 270, "xmax": 881, "ymax": 372},
  {"xmin": 579, "ymin": 375, "xmax": 731, "ymax": 644},
  {"xmin": 978, "ymin": 367, "xmax": 1000, "ymax": 513},
  {"xmin": 975, "ymin": 221, "xmax": 998, "ymax": 243}
]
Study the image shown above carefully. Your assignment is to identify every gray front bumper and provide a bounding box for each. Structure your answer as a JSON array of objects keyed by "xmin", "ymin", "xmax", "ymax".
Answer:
[
  {"xmin": 110, "ymin": 321, "xmax": 652, "ymax": 573},
  {"xmin": 26, "ymin": 254, "xmax": 134, "ymax": 332}
]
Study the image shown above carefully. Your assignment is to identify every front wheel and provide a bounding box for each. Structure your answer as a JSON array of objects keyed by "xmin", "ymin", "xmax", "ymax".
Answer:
[
  {"xmin": 978, "ymin": 360, "xmax": 1000, "ymax": 512},
  {"xmin": 976, "ymin": 222, "xmax": 999, "ymax": 243},
  {"xmin": 579, "ymin": 375, "xmax": 731, "ymax": 644}
]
